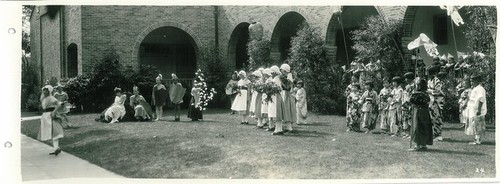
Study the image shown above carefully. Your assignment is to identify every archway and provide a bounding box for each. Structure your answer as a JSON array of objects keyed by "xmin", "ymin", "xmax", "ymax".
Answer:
[
  {"xmin": 326, "ymin": 6, "xmax": 379, "ymax": 66},
  {"xmin": 139, "ymin": 26, "xmax": 197, "ymax": 79},
  {"xmin": 228, "ymin": 22, "xmax": 250, "ymax": 70},
  {"xmin": 67, "ymin": 43, "xmax": 78, "ymax": 78},
  {"xmin": 270, "ymin": 12, "xmax": 307, "ymax": 63}
]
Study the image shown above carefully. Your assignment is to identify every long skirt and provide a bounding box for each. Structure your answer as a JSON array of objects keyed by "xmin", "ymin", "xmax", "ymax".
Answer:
[
  {"xmin": 379, "ymin": 110, "xmax": 389, "ymax": 131},
  {"xmin": 38, "ymin": 111, "xmax": 64, "ymax": 141},
  {"xmin": 261, "ymin": 94, "xmax": 268, "ymax": 117},
  {"xmin": 465, "ymin": 116, "xmax": 486, "ymax": 136},
  {"xmin": 281, "ymin": 91, "xmax": 296, "ymax": 122},
  {"xmin": 429, "ymin": 102, "xmax": 443, "ymax": 137},
  {"xmin": 402, "ymin": 107, "xmax": 412, "ymax": 130},
  {"xmin": 104, "ymin": 105, "xmax": 126, "ymax": 121},
  {"xmin": 231, "ymin": 90, "xmax": 248, "ymax": 113},
  {"xmin": 388, "ymin": 108, "xmax": 400, "ymax": 134},
  {"xmin": 250, "ymin": 93, "xmax": 263, "ymax": 118},
  {"xmin": 267, "ymin": 93, "xmax": 283, "ymax": 121},
  {"xmin": 411, "ymin": 106, "xmax": 433, "ymax": 146},
  {"xmin": 134, "ymin": 105, "xmax": 151, "ymax": 120},
  {"xmin": 361, "ymin": 111, "xmax": 377, "ymax": 130},
  {"xmin": 187, "ymin": 98, "xmax": 203, "ymax": 120},
  {"xmin": 346, "ymin": 107, "xmax": 360, "ymax": 131}
]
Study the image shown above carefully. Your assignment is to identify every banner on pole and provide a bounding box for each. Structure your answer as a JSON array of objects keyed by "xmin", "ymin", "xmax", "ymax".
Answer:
[
  {"xmin": 407, "ymin": 33, "xmax": 439, "ymax": 57},
  {"xmin": 440, "ymin": 6, "xmax": 464, "ymax": 26}
]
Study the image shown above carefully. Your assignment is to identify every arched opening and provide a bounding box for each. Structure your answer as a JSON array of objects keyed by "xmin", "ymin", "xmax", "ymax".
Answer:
[
  {"xmin": 67, "ymin": 43, "xmax": 78, "ymax": 78},
  {"xmin": 139, "ymin": 26, "xmax": 197, "ymax": 80},
  {"xmin": 403, "ymin": 6, "xmax": 469, "ymax": 66},
  {"xmin": 270, "ymin": 12, "xmax": 307, "ymax": 63},
  {"xmin": 228, "ymin": 22, "xmax": 250, "ymax": 70},
  {"xmin": 326, "ymin": 6, "xmax": 379, "ymax": 66}
]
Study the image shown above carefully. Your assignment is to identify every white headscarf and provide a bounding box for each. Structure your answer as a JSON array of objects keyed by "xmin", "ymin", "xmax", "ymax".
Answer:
[
  {"xmin": 252, "ymin": 70, "xmax": 262, "ymax": 78},
  {"xmin": 270, "ymin": 65, "xmax": 281, "ymax": 75},
  {"xmin": 238, "ymin": 70, "xmax": 247, "ymax": 77},
  {"xmin": 280, "ymin": 63, "xmax": 291, "ymax": 73}
]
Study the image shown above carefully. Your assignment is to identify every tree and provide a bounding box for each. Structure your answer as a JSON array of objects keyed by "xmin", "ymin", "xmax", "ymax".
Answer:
[
  {"xmin": 199, "ymin": 44, "xmax": 228, "ymax": 107},
  {"xmin": 351, "ymin": 15, "xmax": 405, "ymax": 78},
  {"xmin": 462, "ymin": 6, "xmax": 497, "ymax": 55},
  {"xmin": 288, "ymin": 23, "xmax": 345, "ymax": 115},
  {"xmin": 247, "ymin": 39, "xmax": 271, "ymax": 71}
]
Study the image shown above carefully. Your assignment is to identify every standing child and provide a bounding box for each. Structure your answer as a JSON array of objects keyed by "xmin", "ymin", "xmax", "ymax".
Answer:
[
  {"xmin": 231, "ymin": 71, "xmax": 251, "ymax": 124},
  {"xmin": 260, "ymin": 68, "xmax": 272, "ymax": 129},
  {"xmin": 249, "ymin": 70, "xmax": 264, "ymax": 127},
  {"xmin": 388, "ymin": 76, "xmax": 403, "ymax": 136},
  {"xmin": 458, "ymin": 77, "xmax": 471, "ymax": 129},
  {"xmin": 401, "ymin": 72, "xmax": 416, "ymax": 138},
  {"xmin": 187, "ymin": 78, "xmax": 203, "ymax": 121},
  {"xmin": 169, "ymin": 73, "xmax": 186, "ymax": 121},
  {"xmin": 280, "ymin": 63, "xmax": 296, "ymax": 133},
  {"xmin": 268, "ymin": 66, "xmax": 284, "ymax": 135},
  {"xmin": 346, "ymin": 83, "xmax": 362, "ymax": 132},
  {"xmin": 409, "ymin": 78, "xmax": 433, "ymax": 151},
  {"xmin": 295, "ymin": 80, "xmax": 308, "ymax": 125},
  {"xmin": 378, "ymin": 79, "xmax": 392, "ymax": 134},
  {"xmin": 152, "ymin": 74, "xmax": 168, "ymax": 121},
  {"xmin": 53, "ymin": 85, "xmax": 72, "ymax": 128},
  {"xmin": 360, "ymin": 81, "xmax": 378, "ymax": 133}
]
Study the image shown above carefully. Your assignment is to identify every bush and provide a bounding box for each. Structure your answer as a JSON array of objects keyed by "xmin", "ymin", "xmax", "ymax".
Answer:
[
  {"xmin": 64, "ymin": 75, "xmax": 91, "ymax": 112},
  {"xmin": 247, "ymin": 39, "xmax": 271, "ymax": 71},
  {"xmin": 288, "ymin": 23, "xmax": 346, "ymax": 115},
  {"xmin": 199, "ymin": 44, "xmax": 228, "ymax": 108},
  {"xmin": 351, "ymin": 15, "xmax": 405, "ymax": 78},
  {"xmin": 21, "ymin": 56, "xmax": 40, "ymax": 111}
]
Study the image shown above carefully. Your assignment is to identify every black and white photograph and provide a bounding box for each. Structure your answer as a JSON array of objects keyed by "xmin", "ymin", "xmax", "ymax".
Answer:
[{"xmin": 2, "ymin": 0, "xmax": 498, "ymax": 183}]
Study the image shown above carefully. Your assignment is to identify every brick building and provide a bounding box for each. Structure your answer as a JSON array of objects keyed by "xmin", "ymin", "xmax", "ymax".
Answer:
[{"xmin": 30, "ymin": 5, "xmax": 470, "ymax": 84}]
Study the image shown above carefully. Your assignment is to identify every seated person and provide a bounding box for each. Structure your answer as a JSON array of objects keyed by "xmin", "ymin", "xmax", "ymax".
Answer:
[
  {"xmin": 129, "ymin": 86, "xmax": 153, "ymax": 121},
  {"xmin": 104, "ymin": 87, "xmax": 127, "ymax": 124}
]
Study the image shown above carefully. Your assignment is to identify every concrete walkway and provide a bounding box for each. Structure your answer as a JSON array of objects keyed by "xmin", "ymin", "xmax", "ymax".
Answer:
[{"xmin": 21, "ymin": 117, "xmax": 124, "ymax": 182}]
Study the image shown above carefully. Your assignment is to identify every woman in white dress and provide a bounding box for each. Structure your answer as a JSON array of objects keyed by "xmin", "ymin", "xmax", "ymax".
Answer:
[
  {"xmin": 260, "ymin": 68, "xmax": 272, "ymax": 129},
  {"xmin": 104, "ymin": 87, "xmax": 127, "ymax": 123},
  {"xmin": 269, "ymin": 65, "xmax": 284, "ymax": 135},
  {"xmin": 231, "ymin": 70, "xmax": 251, "ymax": 124},
  {"xmin": 38, "ymin": 85, "xmax": 64, "ymax": 156}
]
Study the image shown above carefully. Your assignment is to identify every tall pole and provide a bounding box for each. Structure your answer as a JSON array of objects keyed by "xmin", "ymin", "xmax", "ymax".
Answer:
[
  {"xmin": 338, "ymin": 15, "xmax": 350, "ymax": 69},
  {"xmin": 450, "ymin": 17, "xmax": 459, "ymax": 58}
]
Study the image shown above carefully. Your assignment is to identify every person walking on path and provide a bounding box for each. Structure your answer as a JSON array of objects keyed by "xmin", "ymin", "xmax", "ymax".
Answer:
[{"xmin": 38, "ymin": 85, "xmax": 64, "ymax": 156}]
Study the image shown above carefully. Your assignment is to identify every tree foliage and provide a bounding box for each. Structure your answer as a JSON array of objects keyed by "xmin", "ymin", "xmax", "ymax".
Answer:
[
  {"xmin": 463, "ymin": 6, "xmax": 497, "ymax": 55},
  {"xmin": 247, "ymin": 39, "xmax": 271, "ymax": 71},
  {"xmin": 288, "ymin": 23, "xmax": 345, "ymax": 115},
  {"xmin": 351, "ymin": 15, "xmax": 405, "ymax": 78},
  {"xmin": 199, "ymin": 44, "xmax": 228, "ymax": 107}
]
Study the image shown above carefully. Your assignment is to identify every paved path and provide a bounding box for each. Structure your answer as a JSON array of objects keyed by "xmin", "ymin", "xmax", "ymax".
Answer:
[
  {"xmin": 20, "ymin": 116, "xmax": 42, "ymax": 121},
  {"xmin": 21, "ymin": 117, "xmax": 124, "ymax": 182}
]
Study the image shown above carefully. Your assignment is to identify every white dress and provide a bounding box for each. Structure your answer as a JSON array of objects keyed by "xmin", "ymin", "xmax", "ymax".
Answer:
[
  {"xmin": 267, "ymin": 76, "xmax": 282, "ymax": 118},
  {"xmin": 231, "ymin": 79, "xmax": 250, "ymax": 112},
  {"xmin": 105, "ymin": 95, "xmax": 127, "ymax": 121}
]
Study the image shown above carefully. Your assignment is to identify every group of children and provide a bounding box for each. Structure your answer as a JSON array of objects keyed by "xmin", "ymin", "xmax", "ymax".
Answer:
[
  {"xmin": 345, "ymin": 54, "xmax": 488, "ymax": 150},
  {"xmin": 227, "ymin": 63, "xmax": 308, "ymax": 135}
]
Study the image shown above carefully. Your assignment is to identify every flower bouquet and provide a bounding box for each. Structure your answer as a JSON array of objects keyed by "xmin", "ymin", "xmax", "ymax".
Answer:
[
  {"xmin": 263, "ymin": 82, "xmax": 281, "ymax": 103},
  {"xmin": 253, "ymin": 79, "xmax": 266, "ymax": 93}
]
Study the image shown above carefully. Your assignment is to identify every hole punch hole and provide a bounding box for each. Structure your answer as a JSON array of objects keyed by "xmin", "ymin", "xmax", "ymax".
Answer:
[
  {"xmin": 4, "ymin": 141, "xmax": 12, "ymax": 148},
  {"xmin": 8, "ymin": 28, "xmax": 16, "ymax": 34}
]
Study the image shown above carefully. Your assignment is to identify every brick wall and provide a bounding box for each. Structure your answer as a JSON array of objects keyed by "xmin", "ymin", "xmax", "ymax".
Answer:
[
  {"xmin": 81, "ymin": 6, "xmax": 215, "ymax": 74},
  {"xmin": 63, "ymin": 6, "xmax": 82, "ymax": 76}
]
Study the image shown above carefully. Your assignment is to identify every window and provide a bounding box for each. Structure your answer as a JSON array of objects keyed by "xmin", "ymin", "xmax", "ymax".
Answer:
[{"xmin": 434, "ymin": 14, "xmax": 448, "ymax": 44}]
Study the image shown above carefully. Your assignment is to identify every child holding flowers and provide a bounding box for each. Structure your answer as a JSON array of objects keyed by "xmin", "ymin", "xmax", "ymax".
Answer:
[
  {"xmin": 250, "ymin": 70, "xmax": 265, "ymax": 128},
  {"xmin": 231, "ymin": 70, "xmax": 251, "ymax": 124}
]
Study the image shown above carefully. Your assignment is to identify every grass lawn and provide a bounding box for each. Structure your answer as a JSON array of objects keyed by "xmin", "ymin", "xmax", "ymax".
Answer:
[{"xmin": 20, "ymin": 109, "xmax": 495, "ymax": 179}]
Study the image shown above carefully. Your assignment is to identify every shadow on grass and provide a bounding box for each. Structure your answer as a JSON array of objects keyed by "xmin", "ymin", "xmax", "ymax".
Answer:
[
  {"xmin": 63, "ymin": 137, "xmax": 224, "ymax": 178},
  {"xmin": 297, "ymin": 122, "xmax": 332, "ymax": 126},
  {"xmin": 61, "ymin": 129, "xmax": 120, "ymax": 145},
  {"xmin": 284, "ymin": 129, "xmax": 334, "ymax": 138},
  {"xmin": 425, "ymin": 149, "xmax": 487, "ymax": 156},
  {"xmin": 441, "ymin": 139, "xmax": 495, "ymax": 146}
]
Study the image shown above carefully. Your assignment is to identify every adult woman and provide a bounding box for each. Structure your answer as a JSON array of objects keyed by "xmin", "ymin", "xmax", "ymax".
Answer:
[
  {"xmin": 409, "ymin": 78, "xmax": 433, "ymax": 151},
  {"xmin": 225, "ymin": 72, "xmax": 239, "ymax": 114},
  {"xmin": 38, "ymin": 85, "xmax": 64, "ymax": 156},
  {"xmin": 465, "ymin": 74, "xmax": 487, "ymax": 145},
  {"xmin": 104, "ymin": 87, "xmax": 127, "ymax": 123},
  {"xmin": 187, "ymin": 78, "xmax": 203, "ymax": 121},
  {"xmin": 427, "ymin": 65, "xmax": 444, "ymax": 141},
  {"xmin": 231, "ymin": 70, "xmax": 251, "ymax": 124},
  {"xmin": 280, "ymin": 63, "xmax": 296, "ymax": 133},
  {"xmin": 129, "ymin": 86, "xmax": 153, "ymax": 121},
  {"xmin": 152, "ymin": 74, "xmax": 168, "ymax": 121}
]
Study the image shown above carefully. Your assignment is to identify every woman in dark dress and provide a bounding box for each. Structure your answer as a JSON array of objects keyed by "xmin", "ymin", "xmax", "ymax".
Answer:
[{"xmin": 409, "ymin": 78, "xmax": 433, "ymax": 151}]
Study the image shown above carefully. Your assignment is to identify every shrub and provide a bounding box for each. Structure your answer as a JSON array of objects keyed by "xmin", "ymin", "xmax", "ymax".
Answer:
[
  {"xmin": 247, "ymin": 39, "xmax": 271, "ymax": 71},
  {"xmin": 21, "ymin": 56, "xmax": 40, "ymax": 111},
  {"xmin": 351, "ymin": 15, "xmax": 405, "ymax": 78},
  {"xmin": 288, "ymin": 23, "xmax": 346, "ymax": 115},
  {"xmin": 199, "ymin": 44, "xmax": 228, "ymax": 108},
  {"xmin": 64, "ymin": 74, "xmax": 91, "ymax": 112}
]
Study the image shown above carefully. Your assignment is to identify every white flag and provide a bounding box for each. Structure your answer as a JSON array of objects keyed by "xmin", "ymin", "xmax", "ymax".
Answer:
[
  {"xmin": 440, "ymin": 6, "xmax": 464, "ymax": 26},
  {"xmin": 407, "ymin": 33, "xmax": 439, "ymax": 57}
]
